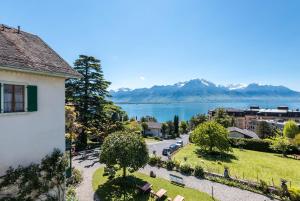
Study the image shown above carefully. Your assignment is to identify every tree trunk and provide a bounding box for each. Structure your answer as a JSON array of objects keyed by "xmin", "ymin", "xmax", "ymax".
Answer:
[{"xmin": 123, "ymin": 167, "xmax": 126, "ymax": 178}]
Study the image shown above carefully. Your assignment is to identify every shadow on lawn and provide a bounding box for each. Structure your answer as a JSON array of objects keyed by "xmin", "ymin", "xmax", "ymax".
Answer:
[
  {"xmin": 95, "ymin": 176, "xmax": 153, "ymax": 201},
  {"xmin": 194, "ymin": 149, "xmax": 238, "ymax": 163}
]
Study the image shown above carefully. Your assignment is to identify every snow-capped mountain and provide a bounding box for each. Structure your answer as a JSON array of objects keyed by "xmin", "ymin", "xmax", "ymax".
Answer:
[{"xmin": 110, "ymin": 79, "xmax": 300, "ymax": 103}]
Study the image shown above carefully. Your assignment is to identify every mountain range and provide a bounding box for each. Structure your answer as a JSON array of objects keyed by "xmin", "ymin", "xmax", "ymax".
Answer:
[{"xmin": 110, "ymin": 79, "xmax": 300, "ymax": 103}]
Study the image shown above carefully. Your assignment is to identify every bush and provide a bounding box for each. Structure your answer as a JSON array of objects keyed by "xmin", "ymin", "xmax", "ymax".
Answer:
[
  {"xmin": 148, "ymin": 156, "xmax": 162, "ymax": 166},
  {"xmin": 66, "ymin": 186, "xmax": 79, "ymax": 201},
  {"xmin": 174, "ymin": 160, "xmax": 181, "ymax": 171},
  {"xmin": 179, "ymin": 163, "xmax": 193, "ymax": 175},
  {"xmin": 165, "ymin": 160, "xmax": 175, "ymax": 170},
  {"xmin": 289, "ymin": 187, "xmax": 300, "ymax": 201},
  {"xmin": 194, "ymin": 165, "xmax": 205, "ymax": 178},
  {"xmin": 258, "ymin": 180, "xmax": 270, "ymax": 194},
  {"xmin": 67, "ymin": 168, "xmax": 83, "ymax": 186}
]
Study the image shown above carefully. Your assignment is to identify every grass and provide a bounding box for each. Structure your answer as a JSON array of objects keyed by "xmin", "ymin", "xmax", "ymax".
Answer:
[
  {"xmin": 172, "ymin": 144, "xmax": 300, "ymax": 188},
  {"xmin": 144, "ymin": 137, "xmax": 160, "ymax": 143},
  {"xmin": 92, "ymin": 167, "xmax": 215, "ymax": 201}
]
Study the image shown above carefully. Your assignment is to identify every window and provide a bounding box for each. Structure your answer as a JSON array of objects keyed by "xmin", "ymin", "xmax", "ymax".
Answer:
[{"xmin": 4, "ymin": 84, "xmax": 25, "ymax": 113}]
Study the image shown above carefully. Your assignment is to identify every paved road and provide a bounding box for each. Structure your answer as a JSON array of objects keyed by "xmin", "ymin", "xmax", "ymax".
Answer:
[{"xmin": 147, "ymin": 134, "xmax": 190, "ymax": 160}]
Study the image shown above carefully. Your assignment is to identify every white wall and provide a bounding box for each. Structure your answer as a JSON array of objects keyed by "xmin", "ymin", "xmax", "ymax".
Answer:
[{"xmin": 0, "ymin": 69, "xmax": 65, "ymax": 175}]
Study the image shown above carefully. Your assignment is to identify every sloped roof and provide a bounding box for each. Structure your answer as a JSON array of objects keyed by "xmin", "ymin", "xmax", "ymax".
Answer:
[
  {"xmin": 228, "ymin": 127, "xmax": 259, "ymax": 139},
  {"xmin": 0, "ymin": 24, "xmax": 81, "ymax": 78},
  {"xmin": 146, "ymin": 122, "xmax": 162, "ymax": 129}
]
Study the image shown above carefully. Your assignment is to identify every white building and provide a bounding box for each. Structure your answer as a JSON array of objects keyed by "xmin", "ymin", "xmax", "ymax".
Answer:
[
  {"xmin": 144, "ymin": 122, "xmax": 162, "ymax": 137},
  {"xmin": 0, "ymin": 24, "xmax": 80, "ymax": 175}
]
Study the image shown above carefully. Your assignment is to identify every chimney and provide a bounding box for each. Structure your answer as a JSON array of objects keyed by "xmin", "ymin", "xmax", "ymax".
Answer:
[{"xmin": 17, "ymin": 26, "xmax": 20, "ymax": 34}]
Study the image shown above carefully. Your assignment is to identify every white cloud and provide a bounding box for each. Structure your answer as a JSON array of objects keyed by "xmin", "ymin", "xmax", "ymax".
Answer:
[{"xmin": 139, "ymin": 76, "xmax": 145, "ymax": 81}]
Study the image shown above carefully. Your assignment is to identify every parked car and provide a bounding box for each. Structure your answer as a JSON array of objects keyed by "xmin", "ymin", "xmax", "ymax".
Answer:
[
  {"xmin": 169, "ymin": 144, "xmax": 178, "ymax": 153},
  {"xmin": 162, "ymin": 148, "xmax": 170, "ymax": 156},
  {"xmin": 176, "ymin": 140, "xmax": 184, "ymax": 147}
]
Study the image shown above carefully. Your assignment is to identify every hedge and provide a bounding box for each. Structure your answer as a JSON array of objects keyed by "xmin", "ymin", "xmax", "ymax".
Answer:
[{"xmin": 229, "ymin": 138, "xmax": 299, "ymax": 154}]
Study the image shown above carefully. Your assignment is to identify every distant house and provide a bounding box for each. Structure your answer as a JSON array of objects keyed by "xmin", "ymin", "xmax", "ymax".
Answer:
[
  {"xmin": 144, "ymin": 122, "xmax": 162, "ymax": 137},
  {"xmin": 0, "ymin": 24, "xmax": 81, "ymax": 175},
  {"xmin": 228, "ymin": 127, "xmax": 259, "ymax": 139}
]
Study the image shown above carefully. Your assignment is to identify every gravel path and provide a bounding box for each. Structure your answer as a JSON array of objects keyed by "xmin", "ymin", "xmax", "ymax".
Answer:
[{"xmin": 140, "ymin": 165, "xmax": 278, "ymax": 201}]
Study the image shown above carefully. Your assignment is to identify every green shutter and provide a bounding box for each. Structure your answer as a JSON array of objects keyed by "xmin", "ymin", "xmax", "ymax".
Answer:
[{"xmin": 27, "ymin": 85, "xmax": 38, "ymax": 112}]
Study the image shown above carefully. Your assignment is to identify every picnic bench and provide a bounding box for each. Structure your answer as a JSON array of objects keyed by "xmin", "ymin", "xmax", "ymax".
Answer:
[
  {"xmin": 151, "ymin": 188, "xmax": 167, "ymax": 199},
  {"xmin": 173, "ymin": 195, "xmax": 185, "ymax": 201},
  {"xmin": 170, "ymin": 174, "xmax": 184, "ymax": 186},
  {"xmin": 137, "ymin": 182, "xmax": 152, "ymax": 193}
]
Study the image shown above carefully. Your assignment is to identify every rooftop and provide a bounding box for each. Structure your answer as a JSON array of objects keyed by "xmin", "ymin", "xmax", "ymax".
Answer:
[
  {"xmin": 0, "ymin": 24, "xmax": 81, "ymax": 78},
  {"xmin": 228, "ymin": 127, "xmax": 259, "ymax": 139}
]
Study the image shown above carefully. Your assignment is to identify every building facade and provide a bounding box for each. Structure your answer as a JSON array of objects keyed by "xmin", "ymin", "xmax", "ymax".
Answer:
[{"xmin": 0, "ymin": 24, "xmax": 80, "ymax": 175}]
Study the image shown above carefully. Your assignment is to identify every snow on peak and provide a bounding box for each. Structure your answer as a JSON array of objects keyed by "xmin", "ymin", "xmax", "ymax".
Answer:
[{"xmin": 226, "ymin": 83, "xmax": 247, "ymax": 90}]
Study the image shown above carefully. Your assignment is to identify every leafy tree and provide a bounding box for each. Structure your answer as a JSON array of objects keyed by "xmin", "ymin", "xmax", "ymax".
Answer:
[
  {"xmin": 256, "ymin": 121, "xmax": 273, "ymax": 139},
  {"xmin": 123, "ymin": 114, "xmax": 129, "ymax": 121},
  {"xmin": 100, "ymin": 131, "xmax": 149, "ymax": 177},
  {"xmin": 293, "ymin": 133, "xmax": 300, "ymax": 146},
  {"xmin": 161, "ymin": 123, "xmax": 168, "ymax": 138},
  {"xmin": 167, "ymin": 121, "xmax": 175, "ymax": 138},
  {"xmin": 189, "ymin": 114, "xmax": 207, "ymax": 130},
  {"xmin": 124, "ymin": 121, "xmax": 142, "ymax": 134},
  {"xmin": 141, "ymin": 122, "xmax": 149, "ymax": 135},
  {"xmin": 213, "ymin": 108, "xmax": 232, "ymax": 128},
  {"xmin": 180, "ymin": 121, "xmax": 189, "ymax": 134},
  {"xmin": 283, "ymin": 120, "xmax": 300, "ymax": 139},
  {"xmin": 140, "ymin": 115, "xmax": 157, "ymax": 122},
  {"xmin": 269, "ymin": 136, "xmax": 291, "ymax": 156},
  {"xmin": 65, "ymin": 105, "xmax": 82, "ymax": 142},
  {"xmin": 66, "ymin": 55, "xmax": 111, "ymax": 148},
  {"xmin": 192, "ymin": 121, "xmax": 231, "ymax": 153},
  {"xmin": 174, "ymin": 115, "xmax": 179, "ymax": 137}
]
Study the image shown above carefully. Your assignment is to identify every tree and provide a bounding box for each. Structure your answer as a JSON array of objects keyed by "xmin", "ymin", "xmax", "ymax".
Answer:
[
  {"xmin": 174, "ymin": 115, "xmax": 179, "ymax": 137},
  {"xmin": 167, "ymin": 121, "xmax": 175, "ymax": 138},
  {"xmin": 269, "ymin": 136, "xmax": 291, "ymax": 157},
  {"xmin": 180, "ymin": 121, "xmax": 189, "ymax": 134},
  {"xmin": 141, "ymin": 122, "xmax": 149, "ymax": 135},
  {"xmin": 66, "ymin": 55, "xmax": 111, "ymax": 148},
  {"xmin": 293, "ymin": 133, "xmax": 300, "ymax": 146},
  {"xmin": 213, "ymin": 108, "xmax": 232, "ymax": 128},
  {"xmin": 192, "ymin": 121, "xmax": 231, "ymax": 153},
  {"xmin": 161, "ymin": 123, "xmax": 168, "ymax": 138},
  {"xmin": 100, "ymin": 131, "xmax": 149, "ymax": 177},
  {"xmin": 256, "ymin": 121, "xmax": 273, "ymax": 139},
  {"xmin": 283, "ymin": 120, "xmax": 300, "ymax": 139},
  {"xmin": 189, "ymin": 114, "xmax": 207, "ymax": 130},
  {"xmin": 140, "ymin": 115, "xmax": 157, "ymax": 122}
]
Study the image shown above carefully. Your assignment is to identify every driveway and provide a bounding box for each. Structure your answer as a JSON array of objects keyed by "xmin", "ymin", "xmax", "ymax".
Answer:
[{"xmin": 147, "ymin": 134, "xmax": 189, "ymax": 160}]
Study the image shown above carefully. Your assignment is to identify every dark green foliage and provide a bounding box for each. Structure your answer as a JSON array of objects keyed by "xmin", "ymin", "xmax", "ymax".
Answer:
[
  {"xmin": 0, "ymin": 149, "xmax": 66, "ymax": 201},
  {"xmin": 212, "ymin": 108, "xmax": 233, "ymax": 128},
  {"xmin": 194, "ymin": 165, "xmax": 205, "ymax": 178},
  {"xmin": 165, "ymin": 160, "xmax": 176, "ymax": 170},
  {"xmin": 100, "ymin": 131, "xmax": 149, "ymax": 177},
  {"xmin": 256, "ymin": 121, "xmax": 273, "ymax": 139},
  {"xmin": 174, "ymin": 115, "xmax": 179, "ymax": 137},
  {"xmin": 180, "ymin": 121, "xmax": 189, "ymax": 134},
  {"xmin": 259, "ymin": 180, "xmax": 270, "ymax": 194},
  {"xmin": 148, "ymin": 156, "xmax": 162, "ymax": 167},
  {"xmin": 140, "ymin": 116, "xmax": 157, "ymax": 122},
  {"xmin": 161, "ymin": 123, "xmax": 168, "ymax": 138},
  {"xmin": 167, "ymin": 121, "xmax": 175, "ymax": 138},
  {"xmin": 179, "ymin": 163, "xmax": 193, "ymax": 175},
  {"xmin": 189, "ymin": 114, "xmax": 207, "ymax": 130},
  {"xmin": 66, "ymin": 55, "xmax": 125, "ymax": 148},
  {"xmin": 192, "ymin": 121, "xmax": 231, "ymax": 153},
  {"xmin": 230, "ymin": 138, "xmax": 273, "ymax": 152},
  {"xmin": 141, "ymin": 122, "xmax": 148, "ymax": 135}
]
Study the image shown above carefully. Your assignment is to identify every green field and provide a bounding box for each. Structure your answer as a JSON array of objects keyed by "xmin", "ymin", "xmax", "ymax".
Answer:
[
  {"xmin": 92, "ymin": 167, "xmax": 215, "ymax": 201},
  {"xmin": 172, "ymin": 144, "xmax": 300, "ymax": 187}
]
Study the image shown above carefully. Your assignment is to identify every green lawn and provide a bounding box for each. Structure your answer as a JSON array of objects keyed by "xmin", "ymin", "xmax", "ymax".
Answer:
[
  {"xmin": 92, "ymin": 167, "xmax": 215, "ymax": 201},
  {"xmin": 172, "ymin": 144, "xmax": 300, "ymax": 187}
]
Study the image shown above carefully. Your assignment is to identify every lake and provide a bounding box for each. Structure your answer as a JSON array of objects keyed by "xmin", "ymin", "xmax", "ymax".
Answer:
[{"xmin": 117, "ymin": 101, "xmax": 300, "ymax": 122}]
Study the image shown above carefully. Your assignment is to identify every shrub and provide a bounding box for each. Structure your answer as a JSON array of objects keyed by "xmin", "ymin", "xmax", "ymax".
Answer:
[
  {"xmin": 174, "ymin": 160, "xmax": 181, "ymax": 171},
  {"xmin": 230, "ymin": 138, "xmax": 273, "ymax": 152},
  {"xmin": 148, "ymin": 156, "xmax": 162, "ymax": 166},
  {"xmin": 66, "ymin": 186, "xmax": 79, "ymax": 201},
  {"xmin": 289, "ymin": 187, "xmax": 300, "ymax": 201},
  {"xmin": 179, "ymin": 163, "xmax": 193, "ymax": 175},
  {"xmin": 67, "ymin": 168, "xmax": 83, "ymax": 186},
  {"xmin": 165, "ymin": 160, "xmax": 175, "ymax": 170},
  {"xmin": 194, "ymin": 165, "xmax": 205, "ymax": 178},
  {"xmin": 258, "ymin": 180, "xmax": 270, "ymax": 194},
  {"xmin": 154, "ymin": 136, "xmax": 161, "ymax": 141}
]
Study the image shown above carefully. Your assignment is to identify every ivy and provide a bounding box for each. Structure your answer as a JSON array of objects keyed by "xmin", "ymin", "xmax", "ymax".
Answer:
[{"xmin": 0, "ymin": 149, "xmax": 67, "ymax": 201}]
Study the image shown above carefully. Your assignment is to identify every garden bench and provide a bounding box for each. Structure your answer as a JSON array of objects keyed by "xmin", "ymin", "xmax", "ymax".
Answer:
[
  {"xmin": 137, "ymin": 182, "xmax": 152, "ymax": 193},
  {"xmin": 170, "ymin": 174, "xmax": 184, "ymax": 186},
  {"xmin": 151, "ymin": 188, "xmax": 167, "ymax": 199},
  {"xmin": 173, "ymin": 195, "xmax": 185, "ymax": 201}
]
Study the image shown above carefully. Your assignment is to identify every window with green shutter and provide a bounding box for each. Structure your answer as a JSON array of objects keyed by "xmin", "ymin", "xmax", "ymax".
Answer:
[{"xmin": 27, "ymin": 85, "xmax": 38, "ymax": 112}]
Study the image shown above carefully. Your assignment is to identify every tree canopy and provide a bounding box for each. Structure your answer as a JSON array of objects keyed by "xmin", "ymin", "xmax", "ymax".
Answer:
[
  {"xmin": 191, "ymin": 121, "xmax": 231, "ymax": 153},
  {"xmin": 283, "ymin": 120, "xmax": 300, "ymax": 139},
  {"xmin": 256, "ymin": 121, "xmax": 273, "ymax": 139},
  {"xmin": 100, "ymin": 131, "xmax": 149, "ymax": 177},
  {"xmin": 212, "ymin": 108, "xmax": 233, "ymax": 128},
  {"xmin": 180, "ymin": 121, "xmax": 189, "ymax": 134},
  {"xmin": 174, "ymin": 115, "xmax": 179, "ymax": 137},
  {"xmin": 189, "ymin": 114, "xmax": 207, "ymax": 130}
]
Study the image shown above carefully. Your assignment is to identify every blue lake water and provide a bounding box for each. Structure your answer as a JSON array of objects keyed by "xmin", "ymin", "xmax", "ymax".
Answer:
[{"xmin": 117, "ymin": 101, "xmax": 300, "ymax": 122}]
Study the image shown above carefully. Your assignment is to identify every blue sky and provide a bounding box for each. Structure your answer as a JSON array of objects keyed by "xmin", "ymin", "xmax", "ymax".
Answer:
[{"xmin": 1, "ymin": 0, "xmax": 300, "ymax": 91}]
